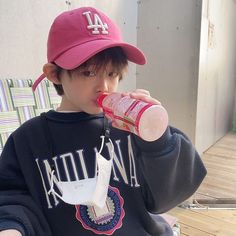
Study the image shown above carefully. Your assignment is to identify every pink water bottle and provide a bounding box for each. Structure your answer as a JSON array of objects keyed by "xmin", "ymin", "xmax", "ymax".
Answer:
[{"xmin": 97, "ymin": 93, "xmax": 169, "ymax": 141}]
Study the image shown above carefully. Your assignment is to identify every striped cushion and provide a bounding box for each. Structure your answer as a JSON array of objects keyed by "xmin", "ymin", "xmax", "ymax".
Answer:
[
  {"xmin": 33, "ymin": 79, "xmax": 61, "ymax": 110},
  {"xmin": 0, "ymin": 79, "xmax": 14, "ymax": 112},
  {"xmin": 0, "ymin": 132, "xmax": 12, "ymax": 155},
  {"xmin": 9, "ymin": 79, "xmax": 36, "ymax": 124},
  {"xmin": 10, "ymin": 87, "xmax": 35, "ymax": 107},
  {"xmin": 0, "ymin": 78, "xmax": 61, "ymax": 153},
  {"xmin": 34, "ymin": 80, "xmax": 51, "ymax": 109},
  {"xmin": 0, "ymin": 111, "xmax": 20, "ymax": 133},
  {"xmin": 47, "ymin": 85, "xmax": 61, "ymax": 109},
  {"xmin": 0, "ymin": 111, "xmax": 20, "ymax": 148}
]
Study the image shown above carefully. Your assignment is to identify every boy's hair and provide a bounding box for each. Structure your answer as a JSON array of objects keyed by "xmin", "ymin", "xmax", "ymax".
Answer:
[{"xmin": 54, "ymin": 47, "xmax": 128, "ymax": 96}]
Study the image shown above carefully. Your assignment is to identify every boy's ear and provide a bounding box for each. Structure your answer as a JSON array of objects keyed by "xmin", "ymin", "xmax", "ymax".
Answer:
[{"xmin": 43, "ymin": 63, "xmax": 61, "ymax": 85}]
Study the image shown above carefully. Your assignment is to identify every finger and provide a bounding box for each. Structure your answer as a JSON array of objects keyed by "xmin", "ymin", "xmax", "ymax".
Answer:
[
  {"xmin": 129, "ymin": 93, "xmax": 161, "ymax": 105},
  {"xmin": 133, "ymin": 89, "xmax": 150, "ymax": 96},
  {"xmin": 121, "ymin": 92, "xmax": 131, "ymax": 97},
  {"xmin": 121, "ymin": 90, "xmax": 161, "ymax": 105},
  {"xmin": 142, "ymin": 96, "xmax": 161, "ymax": 105},
  {"xmin": 121, "ymin": 89, "xmax": 150, "ymax": 97}
]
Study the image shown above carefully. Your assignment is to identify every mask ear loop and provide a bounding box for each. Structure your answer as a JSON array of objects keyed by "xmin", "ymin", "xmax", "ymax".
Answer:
[
  {"xmin": 95, "ymin": 135, "xmax": 114, "ymax": 175},
  {"xmin": 95, "ymin": 116, "xmax": 114, "ymax": 176},
  {"xmin": 48, "ymin": 170, "xmax": 64, "ymax": 201},
  {"xmin": 103, "ymin": 115, "xmax": 114, "ymax": 160},
  {"xmin": 98, "ymin": 136, "xmax": 105, "ymax": 154},
  {"xmin": 95, "ymin": 136, "xmax": 105, "ymax": 176},
  {"xmin": 97, "ymin": 136, "xmax": 114, "ymax": 159}
]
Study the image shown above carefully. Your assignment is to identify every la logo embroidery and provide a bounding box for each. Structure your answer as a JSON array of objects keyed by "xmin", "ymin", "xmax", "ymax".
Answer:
[{"xmin": 83, "ymin": 11, "xmax": 108, "ymax": 35}]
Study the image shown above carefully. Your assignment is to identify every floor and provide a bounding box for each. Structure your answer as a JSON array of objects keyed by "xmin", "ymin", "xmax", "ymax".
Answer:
[{"xmin": 167, "ymin": 132, "xmax": 236, "ymax": 236}]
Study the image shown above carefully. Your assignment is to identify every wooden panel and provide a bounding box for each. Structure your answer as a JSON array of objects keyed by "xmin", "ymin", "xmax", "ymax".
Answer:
[
  {"xmin": 168, "ymin": 208, "xmax": 236, "ymax": 236},
  {"xmin": 196, "ymin": 132, "xmax": 236, "ymax": 199},
  {"xmin": 168, "ymin": 132, "xmax": 236, "ymax": 235}
]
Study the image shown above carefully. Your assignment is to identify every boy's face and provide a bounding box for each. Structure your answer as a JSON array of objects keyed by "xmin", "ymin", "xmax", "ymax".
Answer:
[{"xmin": 58, "ymin": 62, "xmax": 120, "ymax": 114}]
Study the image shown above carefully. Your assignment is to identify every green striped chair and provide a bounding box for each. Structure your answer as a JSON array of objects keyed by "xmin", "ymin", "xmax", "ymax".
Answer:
[
  {"xmin": 0, "ymin": 78, "xmax": 61, "ymax": 154},
  {"xmin": 8, "ymin": 79, "xmax": 36, "ymax": 124},
  {"xmin": 7, "ymin": 79, "xmax": 61, "ymax": 124},
  {"xmin": 0, "ymin": 79, "xmax": 20, "ymax": 154},
  {"xmin": 46, "ymin": 81, "xmax": 61, "ymax": 110},
  {"xmin": 32, "ymin": 79, "xmax": 61, "ymax": 112}
]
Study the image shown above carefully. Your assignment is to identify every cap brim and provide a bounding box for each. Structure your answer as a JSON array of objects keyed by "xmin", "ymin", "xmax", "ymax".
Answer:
[
  {"xmin": 54, "ymin": 40, "xmax": 146, "ymax": 69},
  {"xmin": 33, "ymin": 40, "xmax": 146, "ymax": 91}
]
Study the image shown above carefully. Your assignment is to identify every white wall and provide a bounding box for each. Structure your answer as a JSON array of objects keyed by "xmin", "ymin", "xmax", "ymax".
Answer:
[
  {"xmin": 136, "ymin": 0, "xmax": 202, "ymax": 143},
  {"xmin": 196, "ymin": 0, "xmax": 236, "ymax": 153},
  {"xmin": 0, "ymin": 0, "xmax": 139, "ymax": 92},
  {"xmin": 0, "ymin": 0, "xmax": 65, "ymax": 79},
  {"xmin": 137, "ymin": 0, "xmax": 236, "ymax": 154}
]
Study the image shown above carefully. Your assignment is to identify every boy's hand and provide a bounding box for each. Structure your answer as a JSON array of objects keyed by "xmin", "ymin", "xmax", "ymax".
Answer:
[
  {"xmin": 0, "ymin": 230, "xmax": 22, "ymax": 236},
  {"xmin": 121, "ymin": 89, "xmax": 161, "ymax": 105}
]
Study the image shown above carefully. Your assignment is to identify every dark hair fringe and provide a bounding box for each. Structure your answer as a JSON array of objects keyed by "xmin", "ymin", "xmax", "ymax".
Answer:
[{"xmin": 53, "ymin": 47, "xmax": 128, "ymax": 96}]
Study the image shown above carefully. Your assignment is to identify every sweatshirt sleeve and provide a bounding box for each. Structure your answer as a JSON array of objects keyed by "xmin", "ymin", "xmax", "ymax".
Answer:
[
  {"xmin": 0, "ymin": 135, "xmax": 51, "ymax": 236},
  {"xmin": 133, "ymin": 126, "xmax": 207, "ymax": 213}
]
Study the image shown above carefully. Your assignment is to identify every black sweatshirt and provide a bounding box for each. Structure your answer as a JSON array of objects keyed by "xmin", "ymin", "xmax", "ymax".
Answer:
[{"xmin": 0, "ymin": 111, "xmax": 206, "ymax": 236}]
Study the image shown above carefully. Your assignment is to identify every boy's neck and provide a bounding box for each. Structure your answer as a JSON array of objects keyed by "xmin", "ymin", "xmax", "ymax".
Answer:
[{"xmin": 57, "ymin": 96, "xmax": 82, "ymax": 112}]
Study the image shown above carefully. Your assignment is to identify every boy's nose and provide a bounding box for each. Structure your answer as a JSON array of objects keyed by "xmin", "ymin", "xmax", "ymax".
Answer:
[{"xmin": 96, "ymin": 76, "xmax": 109, "ymax": 93}]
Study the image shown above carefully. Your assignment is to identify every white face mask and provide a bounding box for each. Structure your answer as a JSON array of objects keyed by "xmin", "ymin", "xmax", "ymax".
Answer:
[{"xmin": 48, "ymin": 136, "xmax": 114, "ymax": 208}]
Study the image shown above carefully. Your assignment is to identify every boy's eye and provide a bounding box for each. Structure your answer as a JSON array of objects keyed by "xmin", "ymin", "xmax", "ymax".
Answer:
[
  {"xmin": 81, "ymin": 70, "xmax": 96, "ymax": 77},
  {"xmin": 108, "ymin": 72, "xmax": 119, "ymax": 78}
]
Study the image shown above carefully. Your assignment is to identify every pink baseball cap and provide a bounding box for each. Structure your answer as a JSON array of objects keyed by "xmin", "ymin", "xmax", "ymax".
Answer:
[{"xmin": 32, "ymin": 7, "xmax": 146, "ymax": 91}]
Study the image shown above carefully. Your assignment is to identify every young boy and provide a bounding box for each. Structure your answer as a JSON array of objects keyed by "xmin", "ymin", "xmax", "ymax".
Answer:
[{"xmin": 0, "ymin": 7, "xmax": 206, "ymax": 236}]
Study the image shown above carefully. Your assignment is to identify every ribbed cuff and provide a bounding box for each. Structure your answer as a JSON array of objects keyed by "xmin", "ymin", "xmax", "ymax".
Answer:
[
  {"xmin": 133, "ymin": 126, "xmax": 176, "ymax": 153},
  {"xmin": 0, "ymin": 221, "xmax": 26, "ymax": 236}
]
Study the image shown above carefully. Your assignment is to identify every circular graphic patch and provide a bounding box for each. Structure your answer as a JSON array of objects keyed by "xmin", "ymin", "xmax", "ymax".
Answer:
[{"xmin": 75, "ymin": 186, "xmax": 125, "ymax": 235}]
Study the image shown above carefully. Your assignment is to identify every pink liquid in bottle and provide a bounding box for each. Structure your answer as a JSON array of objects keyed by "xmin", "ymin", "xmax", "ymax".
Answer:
[{"xmin": 97, "ymin": 93, "xmax": 168, "ymax": 141}]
